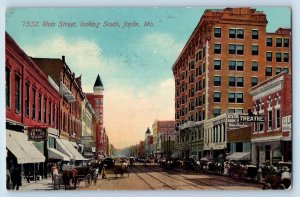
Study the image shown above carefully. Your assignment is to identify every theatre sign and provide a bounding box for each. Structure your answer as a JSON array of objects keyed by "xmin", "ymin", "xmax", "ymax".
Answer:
[
  {"xmin": 239, "ymin": 115, "xmax": 265, "ymax": 122},
  {"xmin": 28, "ymin": 127, "xmax": 48, "ymax": 141}
]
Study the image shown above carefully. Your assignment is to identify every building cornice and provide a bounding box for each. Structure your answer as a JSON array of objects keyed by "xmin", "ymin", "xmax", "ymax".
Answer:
[{"xmin": 250, "ymin": 76, "xmax": 284, "ymax": 101}]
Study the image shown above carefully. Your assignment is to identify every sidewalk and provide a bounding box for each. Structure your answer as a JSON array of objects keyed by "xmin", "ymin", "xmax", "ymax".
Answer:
[{"xmin": 18, "ymin": 178, "xmax": 54, "ymax": 191}]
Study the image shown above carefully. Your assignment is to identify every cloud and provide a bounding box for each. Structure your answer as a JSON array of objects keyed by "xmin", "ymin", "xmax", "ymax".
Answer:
[
  {"xmin": 22, "ymin": 35, "xmax": 176, "ymax": 149},
  {"xmin": 135, "ymin": 32, "xmax": 184, "ymax": 62},
  {"xmin": 23, "ymin": 36, "xmax": 123, "ymax": 92},
  {"xmin": 104, "ymin": 78, "xmax": 175, "ymax": 149}
]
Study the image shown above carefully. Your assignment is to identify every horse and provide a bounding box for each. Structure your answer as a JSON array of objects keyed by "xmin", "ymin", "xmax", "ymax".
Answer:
[
  {"xmin": 62, "ymin": 168, "xmax": 78, "ymax": 190},
  {"xmin": 228, "ymin": 161, "xmax": 246, "ymax": 179},
  {"xmin": 114, "ymin": 162, "xmax": 129, "ymax": 178}
]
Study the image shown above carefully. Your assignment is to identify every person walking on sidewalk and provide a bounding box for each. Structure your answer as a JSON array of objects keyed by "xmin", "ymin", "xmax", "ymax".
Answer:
[
  {"xmin": 11, "ymin": 165, "xmax": 22, "ymax": 190},
  {"xmin": 101, "ymin": 164, "xmax": 107, "ymax": 179},
  {"xmin": 51, "ymin": 164, "xmax": 59, "ymax": 183}
]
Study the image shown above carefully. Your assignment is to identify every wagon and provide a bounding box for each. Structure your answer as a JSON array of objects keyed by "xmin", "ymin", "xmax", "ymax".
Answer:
[
  {"xmin": 262, "ymin": 162, "xmax": 292, "ymax": 190},
  {"xmin": 75, "ymin": 166, "xmax": 98, "ymax": 187}
]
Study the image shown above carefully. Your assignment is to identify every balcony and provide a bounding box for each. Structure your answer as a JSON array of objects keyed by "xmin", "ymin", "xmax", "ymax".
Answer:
[{"xmin": 60, "ymin": 82, "xmax": 76, "ymax": 102}]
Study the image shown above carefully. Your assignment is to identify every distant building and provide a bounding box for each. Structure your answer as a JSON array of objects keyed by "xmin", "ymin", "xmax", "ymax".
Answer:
[
  {"xmin": 152, "ymin": 120, "xmax": 175, "ymax": 155},
  {"xmin": 81, "ymin": 97, "xmax": 97, "ymax": 158},
  {"xmin": 144, "ymin": 127, "xmax": 153, "ymax": 157},
  {"xmin": 85, "ymin": 75, "xmax": 105, "ymax": 158},
  {"xmin": 139, "ymin": 140, "xmax": 145, "ymax": 157}
]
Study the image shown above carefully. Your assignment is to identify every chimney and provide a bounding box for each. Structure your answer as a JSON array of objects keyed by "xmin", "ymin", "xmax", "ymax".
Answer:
[{"xmin": 62, "ymin": 55, "xmax": 65, "ymax": 63}]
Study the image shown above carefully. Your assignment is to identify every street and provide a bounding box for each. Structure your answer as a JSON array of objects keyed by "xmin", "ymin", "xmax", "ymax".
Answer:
[{"xmin": 78, "ymin": 164, "xmax": 262, "ymax": 190}]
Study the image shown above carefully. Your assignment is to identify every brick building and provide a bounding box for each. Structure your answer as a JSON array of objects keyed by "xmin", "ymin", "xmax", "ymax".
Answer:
[
  {"xmin": 85, "ymin": 75, "xmax": 105, "ymax": 158},
  {"xmin": 32, "ymin": 56, "xmax": 85, "ymax": 143},
  {"xmin": 6, "ymin": 32, "xmax": 61, "ymax": 179},
  {"xmin": 172, "ymin": 7, "xmax": 291, "ymax": 159},
  {"xmin": 250, "ymin": 73, "xmax": 291, "ymax": 165},
  {"xmin": 152, "ymin": 120, "xmax": 175, "ymax": 158}
]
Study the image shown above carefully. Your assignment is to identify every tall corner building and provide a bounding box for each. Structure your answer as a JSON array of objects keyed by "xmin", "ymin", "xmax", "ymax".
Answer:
[
  {"xmin": 86, "ymin": 74, "xmax": 105, "ymax": 158},
  {"xmin": 172, "ymin": 7, "xmax": 291, "ymax": 128},
  {"xmin": 172, "ymin": 8, "xmax": 291, "ymax": 158}
]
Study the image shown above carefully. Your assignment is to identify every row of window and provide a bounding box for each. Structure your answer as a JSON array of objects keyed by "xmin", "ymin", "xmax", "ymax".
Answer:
[
  {"xmin": 214, "ymin": 60, "xmax": 245, "ymax": 71},
  {"xmin": 214, "ymin": 44, "xmax": 290, "ymax": 60},
  {"xmin": 266, "ymin": 52, "xmax": 289, "ymax": 62},
  {"xmin": 254, "ymin": 109, "xmax": 281, "ymax": 132},
  {"xmin": 266, "ymin": 37, "xmax": 289, "ymax": 48},
  {"xmin": 214, "ymin": 28, "xmax": 255, "ymax": 39},
  {"xmin": 213, "ymin": 92, "xmax": 244, "ymax": 103},
  {"xmin": 266, "ymin": 67, "xmax": 289, "ymax": 76},
  {"xmin": 6, "ymin": 67, "xmax": 59, "ymax": 128},
  {"xmin": 214, "ymin": 28, "xmax": 290, "ymax": 48},
  {"xmin": 212, "ymin": 108, "xmax": 243, "ymax": 117},
  {"xmin": 177, "ymin": 93, "xmax": 206, "ymax": 109},
  {"xmin": 214, "ymin": 76, "xmax": 257, "ymax": 87},
  {"xmin": 195, "ymin": 47, "xmax": 206, "ymax": 62},
  {"xmin": 211, "ymin": 108, "xmax": 245, "ymax": 118},
  {"xmin": 214, "ymin": 60, "xmax": 289, "ymax": 73},
  {"xmin": 196, "ymin": 78, "xmax": 206, "ymax": 92},
  {"xmin": 214, "ymin": 76, "xmax": 244, "ymax": 87},
  {"xmin": 195, "ymin": 63, "xmax": 206, "ymax": 76},
  {"xmin": 180, "ymin": 58, "xmax": 289, "ymax": 78}
]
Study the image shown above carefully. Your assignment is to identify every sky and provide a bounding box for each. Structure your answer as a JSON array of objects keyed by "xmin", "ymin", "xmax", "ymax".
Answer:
[{"xmin": 5, "ymin": 7, "xmax": 291, "ymax": 149}]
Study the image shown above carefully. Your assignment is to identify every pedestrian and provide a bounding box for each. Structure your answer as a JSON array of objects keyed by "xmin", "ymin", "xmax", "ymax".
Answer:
[
  {"xmin": 101, "ymin": 164, "xmax": 107, "ymax": 179},
  {"xmin": 6, "ymin": 168, "xmax": 11, "ymax": 190},
  {"xmin": 11, "ymin": 165, "xmax": 22, "ymax": 190},
  {"xmin": 51, "ymin": 164, "xmax": 59, "ymax": 183}
]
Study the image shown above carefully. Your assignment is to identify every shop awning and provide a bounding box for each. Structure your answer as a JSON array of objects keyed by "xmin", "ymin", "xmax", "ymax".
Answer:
[
  {"xmin": 70, "ymin": 141, "xmax": 78, "ymax": 149},
  {"xmin": 48, "ymin": 148, "xmax": 70, "ymax": 161},
  {"xmin": 6, "ymin": 130, "xmax": 45, "ymax": 164},
  {"xmin": 56, "ymin": 139, "xmax": 73, "ymax": 159},
  {"xmin": 171, "ymin": 151, "xmax": 181, "ymax": 159},
  {"xmin": 60, "ymin": 139, "xmax": 88, "ymax": 161},
  {"xmin": 226, "ymin": 152, "xmax": 250, "ymax": 161}
]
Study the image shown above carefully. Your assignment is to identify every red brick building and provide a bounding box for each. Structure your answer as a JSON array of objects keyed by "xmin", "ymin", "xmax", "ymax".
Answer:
[
  {"xmin": 85, "ymin": 75, "xmax": 105, "ymax": 158},
  {"xmin": 172, "ymin": 7, "xmax": 291, "ymax": 158},
  {"xmin": 6, "ymin": 33, "xmax": 60, "ymax": 132},
  {"xmin": 250, "ymin": 73, "xmax": 291, "ymax": 165},
  {"xmin": 32, "ymin": 56, "xmax": 85, "ymax": 143},
  {"xmin": 6, "ymin": 32, "xmax": 61, "ymax": 178}
]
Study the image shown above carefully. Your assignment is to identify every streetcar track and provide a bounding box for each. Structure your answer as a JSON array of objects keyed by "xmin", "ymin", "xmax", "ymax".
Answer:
[
  {"xmin": 132, "ymin": 165, "xmax": 176, "ymax": 190},
  {"xmin": 149, "ymin": 165, "xmax": 261, "ymax": 189},
  {"xmin": 129, "ymin": 166, "xmax": 155, "ymax": 190},
  {"xmin": 144, "ymin": 165, "xmax": 223, "ymax": 190}
]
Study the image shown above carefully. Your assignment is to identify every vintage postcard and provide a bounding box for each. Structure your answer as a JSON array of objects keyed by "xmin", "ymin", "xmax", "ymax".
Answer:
[{"xmin": 5, "ymin": 7, "xmax": 292, "ymax": 191}]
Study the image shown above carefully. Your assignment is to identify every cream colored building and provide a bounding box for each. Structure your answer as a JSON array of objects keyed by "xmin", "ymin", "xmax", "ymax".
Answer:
[{"xmin": 81, "ymin": 98, "xmax": 96, "ymax": 158}]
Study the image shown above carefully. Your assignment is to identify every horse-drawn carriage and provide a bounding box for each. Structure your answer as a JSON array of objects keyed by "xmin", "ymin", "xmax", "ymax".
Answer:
[
  {"xmin": 199, "ymin": 158, "xmax": 224, "ymax": 175},
  {"xmin": 225, "ymin": 161, "xmax": 258, "ymax": 181},
  {"xmin": 75, "ymin": 166, "xmax": 99, "ymax": 187},
  {"xmin": 59, "ymin": 164, "xmax": 98, "ymax": 190},
  {"xmin": 261, "ymin": 162, "xmax": 292, "ymax": 190},
  {"xmin": 112, "ymin": 160, "xmax": 129, "ymax": 178}
]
